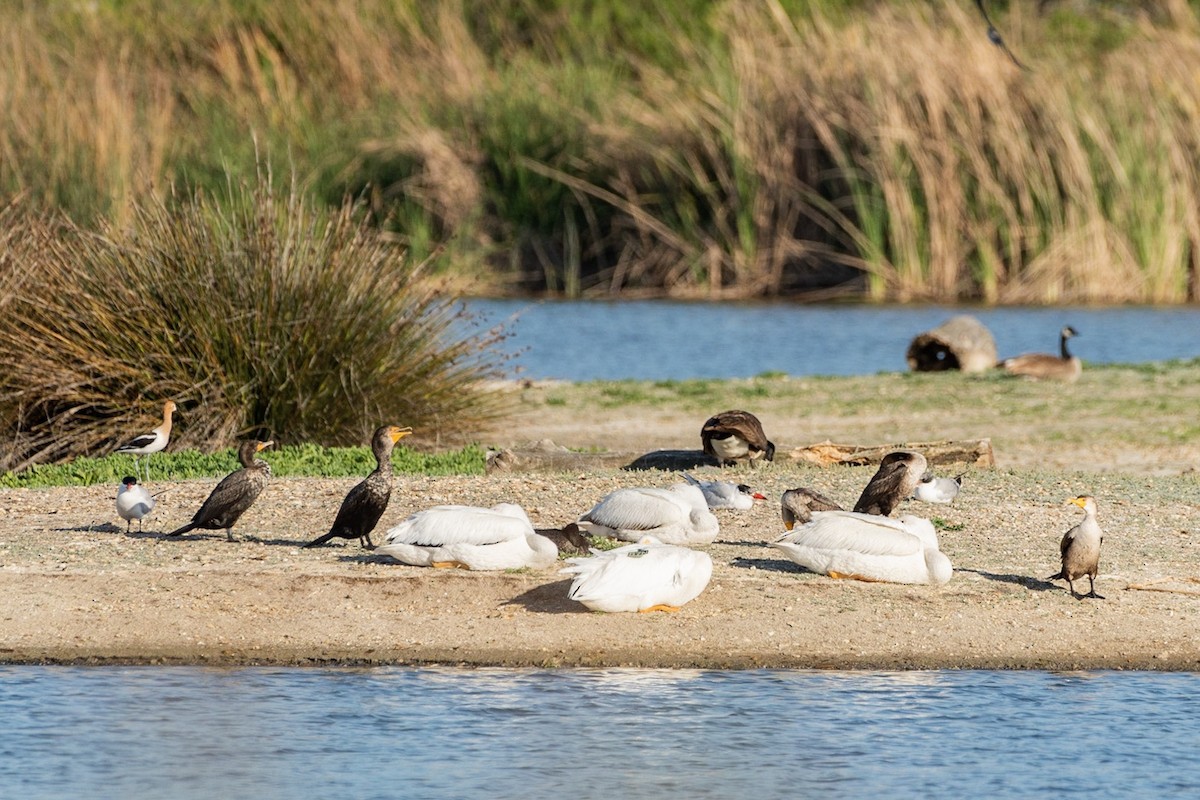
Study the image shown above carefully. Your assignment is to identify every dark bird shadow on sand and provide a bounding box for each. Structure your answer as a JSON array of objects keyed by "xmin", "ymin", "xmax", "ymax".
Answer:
[
  {"xmin": 336, "ymin": 552, "xmax": 397, "ymax": 566},
  {"xmin": 956, "ymin": 567, "xmax": 1060, "ymax": 592},
  {"xmin": 56, "ymin": 523, "xmax": 167, "ymax": 539},
  {"xmin": 504, "ymin": 579, "xmax": 587, "ymax": 614},
  {"xmin": 731, "ymin": 556, "xmax": 808, "ymax": 575}
]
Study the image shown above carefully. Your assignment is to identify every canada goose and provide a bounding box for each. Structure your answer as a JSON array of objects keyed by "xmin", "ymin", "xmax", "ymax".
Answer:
[
  {"xmin": 116, "ymin": 400, "xmax": 177, "ymax": 482},
  {"xmin": 1047, "ymin": 495, "xmax": 1104, "ymax": 600},
  {"xmin": 681, "ymin": 472, "xmax": 766, "ymax": 510},
  {"xmin": 303, "ymin": 425, "xmax": 413, "ymax": 549},
  {"xmin": 853, "ymin": 450, "xmax": 928, "ymax": 516},
  {"xmin": 770, "ymin": 509, "xmax": 952, "ymax": 586},
  {"xmin": 700, "ymin": 410, "xmax": 775, "ymax": 467},
  {"xmin": 1000, "ymin": 326, "xmax": 1082, "ymax": 381},
  {"xmin": 166, "ymin": 440, "xmax": 272, "ymax": 541},
  {"xmin": 913, "ymin": 472, "xmax": 966, "ymax": 505},
  {"xmin": 576, "ymin": 483, "xmax": 720, "ymax": 545},
  {"xmin": 376, "ymin": 503, "xmax": 558, "ymax": 570},
  {"xmin": 561, "ymin": 537, "xmax": 714, "ymax": 613},
  {"xmin": 115, "ymin": 476, "xmax": 155, "ymax": 533}
]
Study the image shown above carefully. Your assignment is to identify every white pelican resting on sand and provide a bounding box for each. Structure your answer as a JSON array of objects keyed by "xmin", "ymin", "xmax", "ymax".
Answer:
[
  {"xmin": 376, "ymin": 503, "xmax": 558, "ymax": 570},
  {"xmin": 771, "ymin": 508, "xmax": 952, "ymax": 586},
  {"xmin": 116, "ymin": 399, "xmax": 177, "ymax": 482},
  {"xmin": 561, "ymin": 537, "xmax": 713, "ymax": 613},
  {"xmin": 681, "ymin": 473, "xmax": 765, "ymax": 510},
  {"xmin": 115, "ymin": 476, "xmax": 156, "ymax": 533},
  {"xmin": 576, "ymin": 483, "xmax": 719, "ymax": 545}
]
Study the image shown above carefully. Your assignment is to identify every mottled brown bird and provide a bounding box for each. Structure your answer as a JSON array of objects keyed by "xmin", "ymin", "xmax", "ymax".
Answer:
[
  {"xmin": 1000, "ymin": 325, "xmax": 1081, "ymax": 381},
  {"xmin": 166, "ymin": 440, "xmax": 272, "ymax": 542},
  {"xmin": 1047, "ymin": 495, "xmax": 1104, "ymax": 600},
  {"xmin": 780, "ymin": 487, "xmax": 844, "ymax": 530},
  {"xmin": 304, "ymin": 425, "xmax": 412, "ymax": 549},
  {"xmin": 701, "ymin": 410, "xmax": 775, "ymax": 467},
  {"xmin": 852, "ymin": 450, "xmax": 927, "ymax": 517}
]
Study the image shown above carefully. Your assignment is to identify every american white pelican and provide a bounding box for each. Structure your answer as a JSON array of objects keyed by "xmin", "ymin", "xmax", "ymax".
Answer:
[
  {"xmin": 376, "ymin": 503, "xmax": 558, "ymax": 570},
  {"xmin": 304, "ymin": 425, "xmax": 412, "ymax": 549},
  {"xmin": 115, "ymin": 476, "xmax": 156, "ymax": 533},
  {"xmin": 853, "ymin": 450, "xmax": 927, "ymax": 516},
  {"xmin": 1000, "ymin": 325, "xmax": 1082, "ymax": 381},
  {"xmin": 116, "ymin": 399, "xmax": 177, "ymax": 482},
  {"xmin": 913, "ymin": 472, "xmax": 965, "ymax": 505},
  {"xmin": 562, "ymin": 537, "xmax": 713, "ymax": 613},
  {"xmin": 166, "ymin": 440, "xmax": 272, "ymax": 542},
  {"xmin": 576, "ymin": 483, "xmax": 719, "ymax": 545},
  {"xmin": 681, "ymin": 472, "xmax": 765, "ymax": 510},
  {"xmin": 1047, "ymin": 495, "xmax": 1104, "ymax": 600},
  {"xmin": 700, "ymin": 409, "xmax": 775, "ymax": 467},
  {"xmin": 770, "ymin": 510, "xmax": 952, "ymax": 585}
]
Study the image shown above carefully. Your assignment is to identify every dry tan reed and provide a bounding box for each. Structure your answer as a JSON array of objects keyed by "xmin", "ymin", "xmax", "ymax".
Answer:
[{"xmin": 3, "ymin": 1, "xmax": 1200, "ymax": 301}]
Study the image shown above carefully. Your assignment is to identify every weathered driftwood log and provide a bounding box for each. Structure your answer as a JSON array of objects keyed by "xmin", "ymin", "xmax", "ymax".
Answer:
[
  {"xmin": 788, "ymin": 439, "xmax": 995, "ymax": 468},
  {"xmin": 906, "ymin": 315, "xmax": 997, "ymax": 373},
  {"xmin": 489, "ymin": 439, "xmax": 994, "ymax": 473}
]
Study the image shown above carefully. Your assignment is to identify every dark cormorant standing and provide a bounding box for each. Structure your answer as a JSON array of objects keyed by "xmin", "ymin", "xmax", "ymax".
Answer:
[
  {"xmin": 852, "ymin": 450, "xmax": 927, "ymax": 517},
  {"xmin": 166, "ymin": 440, "xmax": 273, "ymax": 541},
  {"xmin": 303, "ymin": 425, "xmax": 412, "ymax": 549}
]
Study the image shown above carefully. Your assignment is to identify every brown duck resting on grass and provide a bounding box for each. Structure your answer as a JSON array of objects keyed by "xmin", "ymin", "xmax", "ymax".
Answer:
[
  {"xmin": 700, "ymin": 409, "xmax": 775, "ymax": 467},
  {"xmin": 166, "ymin": 440, "xmax": 272, "ymax": 542},
  {"xmin": 1048, "ymin": 495, "xmax": 1105, "ymax": 600},
  {"xmin": 304, "ymin": 425, "xmax": 412, "ymax": 550},
  {"xmin": 999, "ymin": 325, "xmax": 1082, "ymax": 381},
  {"xmin": 115, "ymin": 399, "xmax": 177, "ymax": 483},
  {"xmin": 852, "ymin": 450, "xmax": 928, "ymax": 517}
]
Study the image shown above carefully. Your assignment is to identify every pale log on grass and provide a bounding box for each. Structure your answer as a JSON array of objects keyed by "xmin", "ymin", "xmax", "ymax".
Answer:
[{"xmin": 788, "ymin": 439, "xmax": 995, "ymax": 469}]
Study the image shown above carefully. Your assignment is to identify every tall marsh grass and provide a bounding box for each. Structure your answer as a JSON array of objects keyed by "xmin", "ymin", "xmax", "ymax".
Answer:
[
  {"xmin": 3, "ymin": 1, "xmax": 1200, "ymax": 301},
  {"xmin": 0, "ymin": 172, "xmax": 510, "ymax": 471}
]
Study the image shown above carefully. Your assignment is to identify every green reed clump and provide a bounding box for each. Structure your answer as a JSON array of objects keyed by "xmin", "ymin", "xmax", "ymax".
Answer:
[{"xmin": 0, "ymin": 170, "xmax": 510, "ymax": 471}]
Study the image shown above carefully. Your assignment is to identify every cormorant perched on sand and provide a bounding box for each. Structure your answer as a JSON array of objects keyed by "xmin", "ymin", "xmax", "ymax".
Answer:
[
  {"xmin": 1048, "ymin": 495, "xmax": 1105, "ymax": 600},
  {"xmin": 852, "ymin": 450, "xmax": 927, "ymax": 517},
  {"xmin": 116, "ymin": 399, "xmax": 177, "ymax": 482},
  {"xmin": 304, "ymin": 425, "xmax": 412, "ymax": 549},
  {"xmin": 166, "ymin": 440, "xmax": 272, "ymax": 542},
  {"xmin": 700, "ymin": 410, "xmax": 775, "ymax": 467}
]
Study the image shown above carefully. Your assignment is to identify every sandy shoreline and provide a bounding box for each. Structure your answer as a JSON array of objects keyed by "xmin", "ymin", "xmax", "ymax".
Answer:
[{"xmin": 3, "ymin": 460, "xmax": 1198, "ymax": 670}]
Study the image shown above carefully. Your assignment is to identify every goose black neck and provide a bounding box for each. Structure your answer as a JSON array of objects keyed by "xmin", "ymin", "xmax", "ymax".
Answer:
[{"xmin": 1060, "ymin": 332, "xmax": 1072, "ymax": 359}]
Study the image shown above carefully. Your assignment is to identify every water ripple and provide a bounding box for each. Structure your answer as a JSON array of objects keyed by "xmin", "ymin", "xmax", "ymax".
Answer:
[{"xmin": 0, "ymin": 667, "xmax": 1198, "ymax": 799}]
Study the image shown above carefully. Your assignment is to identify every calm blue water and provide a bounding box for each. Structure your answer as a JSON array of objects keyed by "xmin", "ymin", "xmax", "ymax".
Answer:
[
  {"xmin": 2, "ymin": 666, "xmax": 1197, "ymax": 799},
  {"xmin": 464, "ymin": 300, "xmax": 1200, "ymax": 380}
]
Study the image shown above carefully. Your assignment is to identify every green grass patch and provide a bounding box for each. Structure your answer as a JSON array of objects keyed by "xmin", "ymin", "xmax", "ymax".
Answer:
[{"xmin": 0, "ymin": 444, "xmax": 486, "ymax": 488}]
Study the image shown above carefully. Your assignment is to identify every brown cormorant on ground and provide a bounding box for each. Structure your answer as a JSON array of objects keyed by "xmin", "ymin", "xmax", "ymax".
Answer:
[
  {"xmin": 166, "ymin": 439, "xmax": 272, "ymax": 541},
  {"xmin": 852, "ymin": 450, "xmax": 928, "ymax": 517},
  {"xmin": 1048, "ymin": 495, "xmax": 1105, "ymax": 600},
  {"xmin": 303, "ymin": 425, "xmax": 412, "ymax": 549}
]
